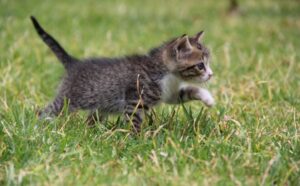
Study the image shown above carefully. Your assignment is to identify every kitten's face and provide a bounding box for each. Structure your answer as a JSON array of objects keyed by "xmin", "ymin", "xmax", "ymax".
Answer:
[{"xmin": 164, "ymin": 32, "xmax": 213, "ymax": 84}]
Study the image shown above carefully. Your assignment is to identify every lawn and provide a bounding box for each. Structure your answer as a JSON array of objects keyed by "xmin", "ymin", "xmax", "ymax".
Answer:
[{"xmin": 0, "ymin": 0, "xmax": 300, "ymax": 185}]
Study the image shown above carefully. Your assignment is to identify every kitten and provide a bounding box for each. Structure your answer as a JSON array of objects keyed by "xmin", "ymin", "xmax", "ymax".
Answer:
[{"xmin": 30, "ymin": 16, "xmax": 214, "ymax": 132}]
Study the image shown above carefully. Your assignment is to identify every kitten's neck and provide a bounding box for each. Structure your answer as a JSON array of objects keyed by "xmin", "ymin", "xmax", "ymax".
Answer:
[{"xmin": 148, "ymin": 46, "xmax": 168, "ymax": 71}]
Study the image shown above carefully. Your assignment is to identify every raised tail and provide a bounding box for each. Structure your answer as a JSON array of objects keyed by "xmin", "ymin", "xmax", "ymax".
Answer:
[{"xmin": 30, "ymin": 16, "xmax": 76, "ymax": 69}]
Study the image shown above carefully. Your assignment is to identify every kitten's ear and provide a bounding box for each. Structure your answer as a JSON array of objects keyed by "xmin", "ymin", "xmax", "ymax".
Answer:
[
  {"xmin": 174, "ymin": 35, "xmax": 192, "ymax": 55},
  {"xmin": 194, "ymin": 31, "xmax": 204, "ymax": 43}
]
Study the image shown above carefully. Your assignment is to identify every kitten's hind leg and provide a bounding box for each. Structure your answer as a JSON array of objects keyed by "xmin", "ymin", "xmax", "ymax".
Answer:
[
  {"xmin": 38, "ymin": 96, "xmax": 64, "ymax": 119},
  {"xmin": 38, "ymin": 96, "xmax": 76, "ymax": 119}
]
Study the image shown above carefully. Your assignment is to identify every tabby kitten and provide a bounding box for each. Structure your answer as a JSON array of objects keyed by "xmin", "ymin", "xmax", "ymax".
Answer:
[{"xmin": 31, "ymin": 16, "xmax": 214, "ymax": 132}]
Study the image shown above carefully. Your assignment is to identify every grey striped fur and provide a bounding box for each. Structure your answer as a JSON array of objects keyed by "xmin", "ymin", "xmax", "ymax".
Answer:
[{"xmin": 31, "ymin": 16, "xmax": 214, "ymax": 132}]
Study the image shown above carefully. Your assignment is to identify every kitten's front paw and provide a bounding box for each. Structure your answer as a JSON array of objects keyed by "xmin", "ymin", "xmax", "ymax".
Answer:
[
  {"xmin": 203, "ymin": 96, "xmax": 215, "ymax": 107},
  {"xmin": 197, "ymin": 89, "xmax": 215, "ymax": 107}
]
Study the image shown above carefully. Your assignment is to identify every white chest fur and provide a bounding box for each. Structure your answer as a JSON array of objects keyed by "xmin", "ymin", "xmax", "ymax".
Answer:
[
  {"xmin": 159, "ymin": 74, "xmax": 215, "ymax": 106},
  {"xmin": 160, "ymin": 74, "xmax": 185, "ymax": 104}
]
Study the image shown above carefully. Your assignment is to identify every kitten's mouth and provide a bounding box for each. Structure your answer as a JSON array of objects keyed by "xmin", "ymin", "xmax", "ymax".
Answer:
[{"xmin": 199, "ymin": 75, "xmax": 213, "ymax": 83}]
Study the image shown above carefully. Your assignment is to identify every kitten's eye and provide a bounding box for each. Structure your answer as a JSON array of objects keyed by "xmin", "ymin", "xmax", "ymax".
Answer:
[{"xmin": 196, "ymin": 62, "xmax": 205, "ymax": 70}]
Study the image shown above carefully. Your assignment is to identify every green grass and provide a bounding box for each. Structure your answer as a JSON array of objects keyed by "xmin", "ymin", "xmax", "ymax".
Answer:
[{"xmin": 1, "ymin": 0, "xmax": 300, "ymax": 185}]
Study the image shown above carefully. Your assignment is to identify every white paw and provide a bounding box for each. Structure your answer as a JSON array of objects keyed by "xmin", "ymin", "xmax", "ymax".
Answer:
[
  {"xmin": 197, "ymin": 89, "xmax": 215, "ymax": 107},
  {"xmin": 203, "ymin": 96, "xmax": 215, "ymax": 107}
]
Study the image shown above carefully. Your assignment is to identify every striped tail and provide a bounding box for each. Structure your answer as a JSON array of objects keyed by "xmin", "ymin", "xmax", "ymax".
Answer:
[{"xmin": 30, "ymin": 16, "xmax": 76, "ymax": 69}]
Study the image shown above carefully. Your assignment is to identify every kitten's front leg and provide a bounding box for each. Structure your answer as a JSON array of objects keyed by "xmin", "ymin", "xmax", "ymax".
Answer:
[
  {"xmin": 194, "ymin": 88, "xmax": 215, "ymax": 107},
  {"xmin": 180, "ymin": 86, "xmax": 215, "ymax": 107},
  {"xmin": 124, "ymin": 109, "xmax": 144, "ymax": 133},
  {"xmin": 124, "ymin": 101, "xmax": 147, "ymax": 133}
]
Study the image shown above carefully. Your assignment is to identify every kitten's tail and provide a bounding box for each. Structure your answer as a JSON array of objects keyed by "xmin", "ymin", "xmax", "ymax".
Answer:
[{"xmin": 30, "ymin": 16, "xmax": 76, "ymax": 69}]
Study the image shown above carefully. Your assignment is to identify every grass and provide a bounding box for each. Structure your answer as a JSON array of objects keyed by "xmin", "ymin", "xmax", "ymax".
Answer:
[{"xmin": 0, "ymin": 0, "xmax": 300, "ymax": 185}]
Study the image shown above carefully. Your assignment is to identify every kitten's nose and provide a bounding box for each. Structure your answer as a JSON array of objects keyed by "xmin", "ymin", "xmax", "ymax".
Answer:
[{"xmin": 208, "ymin": 73, "xmax": 213, "ymax": 79}]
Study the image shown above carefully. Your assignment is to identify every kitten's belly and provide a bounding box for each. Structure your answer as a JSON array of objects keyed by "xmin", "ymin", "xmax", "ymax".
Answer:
[
  {"xmin": 75, "ymin": 95, "xmax": 126, "ymax": 113},
  {"xmin": 67, "ymin": 83, "xmax": 126, "ymax": 113}
]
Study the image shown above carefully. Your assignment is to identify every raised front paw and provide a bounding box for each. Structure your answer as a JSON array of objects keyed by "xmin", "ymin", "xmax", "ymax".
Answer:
[
  {"xmin": 203, "ymin": 95, "xmax": 215, "ymax": 107},
  {"xmin": 196, "ymin": 89, "xmax": 215, "ymax": 107}
]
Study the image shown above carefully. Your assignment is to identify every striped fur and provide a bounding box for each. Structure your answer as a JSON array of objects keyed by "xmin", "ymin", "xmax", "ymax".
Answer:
[{"xmin": 31, "ymin": 16, "xmax": 214, "ymax": 132}]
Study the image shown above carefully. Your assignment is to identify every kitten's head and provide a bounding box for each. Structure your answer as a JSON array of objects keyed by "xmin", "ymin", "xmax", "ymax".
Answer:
[{"xmin": 163, "ymin": 31, "xmax": 212, "ymax": 83}]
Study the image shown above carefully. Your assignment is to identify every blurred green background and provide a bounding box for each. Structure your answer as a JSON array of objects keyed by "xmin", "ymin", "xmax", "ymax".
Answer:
[{"xmin": 0, "ymin": 0, "xmax": 299, "ymax": 185}]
